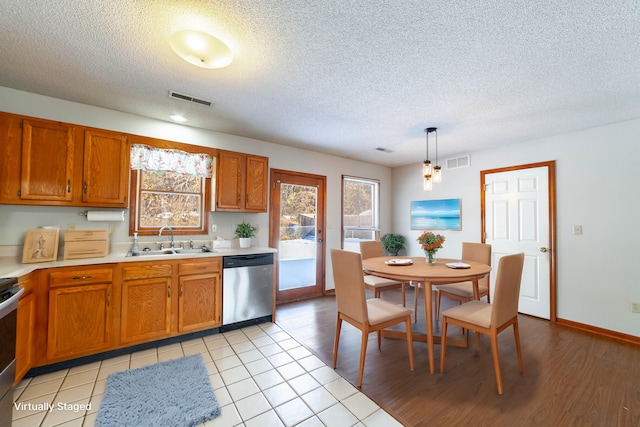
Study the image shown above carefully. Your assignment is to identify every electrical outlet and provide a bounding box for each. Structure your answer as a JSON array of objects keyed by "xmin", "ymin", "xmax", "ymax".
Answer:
[
  {"xmin": 572, "ymin": 225, "xmax": 582, "ymax": 235},
  {"xmin": 211, "ymin": 224, "xmax": 217, "ymax": 232},
  {"xmin": 631, "ymin": 302, "xmax": 640, "ymax": 313}
]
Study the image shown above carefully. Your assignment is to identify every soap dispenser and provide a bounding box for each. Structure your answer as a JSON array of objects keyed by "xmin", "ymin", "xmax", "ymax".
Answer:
[{"xmin": 131, "ymin": 232, "xmax": 140, "ymax": 253}]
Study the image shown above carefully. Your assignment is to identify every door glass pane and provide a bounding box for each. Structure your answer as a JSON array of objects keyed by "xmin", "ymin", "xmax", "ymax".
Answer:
[{"xmin": 278, "ymin": 184, "xmax": 317, "ymax": 291}]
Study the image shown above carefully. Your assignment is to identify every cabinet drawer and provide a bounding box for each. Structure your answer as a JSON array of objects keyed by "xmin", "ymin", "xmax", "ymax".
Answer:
[
  {"xmin": 122, "ymin": 264, "xmax": 172, "ymax": 280},
  {"xmin": 179, "ymin": 259, "xmax": 221, "ymax": 276},
  {"xmin": 49, "ymin": 267, "xmax": 113, "ymax": 287}
]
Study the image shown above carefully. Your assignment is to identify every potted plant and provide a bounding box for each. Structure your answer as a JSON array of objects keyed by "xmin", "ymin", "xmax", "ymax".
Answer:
[
  {"xmin": 381, "ymin": 233, "xmax": 406, "ymax": 256},
  {"xmin": 235, "ymin": 220, "xmax": 257, "ymax": 248}
]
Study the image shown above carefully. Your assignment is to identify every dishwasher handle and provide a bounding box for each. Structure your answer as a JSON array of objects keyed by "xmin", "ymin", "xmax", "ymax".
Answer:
[{"xmin": 223, "ymin": 253, "xmax": 274, "ymax": 268}]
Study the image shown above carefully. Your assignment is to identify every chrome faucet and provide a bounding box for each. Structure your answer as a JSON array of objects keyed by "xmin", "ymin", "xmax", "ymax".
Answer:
[{"xmin": 158, "ymin": 226, "xmax": 175, "ymax": 248}]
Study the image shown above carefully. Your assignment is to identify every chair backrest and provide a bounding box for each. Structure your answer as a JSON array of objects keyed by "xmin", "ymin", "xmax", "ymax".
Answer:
[
  {"xmin": 461, "ymin": 242, "xmax": 492, "ymax": 288},
  {"xmin": 359, "ymin": 241, "xmax": 384, "ymax": 260},
  {"xmin": 490, "ymin": 253, "xmax": 525, "ymax": 326},
  {"xmin": 331, "ymin": 249, "xmax": 368, "ymax": 324}
]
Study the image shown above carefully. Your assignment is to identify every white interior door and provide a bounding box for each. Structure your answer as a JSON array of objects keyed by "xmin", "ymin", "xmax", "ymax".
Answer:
[{"xmin": 484, "ymin": 165, "xmax": 552, "ymax": 319}]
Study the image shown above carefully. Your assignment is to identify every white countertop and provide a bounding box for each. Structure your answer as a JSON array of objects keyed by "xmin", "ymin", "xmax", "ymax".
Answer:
[{"xmin": 0, "ymin": 246, "xmax": 277, "ymax": 278}]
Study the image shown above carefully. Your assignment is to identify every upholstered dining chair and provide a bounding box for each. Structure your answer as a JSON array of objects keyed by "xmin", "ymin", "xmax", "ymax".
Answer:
[
  {"xmin": 440, "ymin": 252, "xmax": 525, "ymax": 395},
  {"xmin": 434, "ymin": 242, "xmax": 492, "ymax": 319},
  {"xmin": 331, "ymin": 249, "xmax": 414, "ymax": 388},
  {"xmin": 359, "ymin": 241, "xmax": 408, "ymax": 306}
]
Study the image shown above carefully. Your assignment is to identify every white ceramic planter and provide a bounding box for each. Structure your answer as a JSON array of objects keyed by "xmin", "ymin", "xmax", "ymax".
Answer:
[{"xmin": 239, "ymin": 237, "xmax": 251, "ymax": 248}]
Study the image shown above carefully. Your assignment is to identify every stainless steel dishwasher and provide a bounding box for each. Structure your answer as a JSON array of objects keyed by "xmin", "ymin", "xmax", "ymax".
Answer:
[{"xmin": 222, "ymin": 253, "xmax": 274, "ymax": 329}]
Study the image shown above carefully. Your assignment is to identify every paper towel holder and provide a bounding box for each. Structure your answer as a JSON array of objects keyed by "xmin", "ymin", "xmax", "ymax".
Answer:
[{"xmin": 80, "ymin": 210, "xmax": 126, "ymax": 222}]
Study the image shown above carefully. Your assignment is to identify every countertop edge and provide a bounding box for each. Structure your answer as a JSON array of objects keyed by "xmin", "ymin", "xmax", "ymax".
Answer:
[{"xmin": 0, "ymin": 246, "xmax": 277, "ymax": 278}]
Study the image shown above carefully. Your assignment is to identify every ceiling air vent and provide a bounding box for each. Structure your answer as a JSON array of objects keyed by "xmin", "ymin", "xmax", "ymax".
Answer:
[
  {"xmin": 168, "ymin": 90, "xmax": 212, "ymax": 107},
  {"xmin": 446, "ymin": 154, "xmax": 470, "ymax": 170},
  {"xmin": 375, "ymin": 147, "xmax": 394, "ymax": 153}
]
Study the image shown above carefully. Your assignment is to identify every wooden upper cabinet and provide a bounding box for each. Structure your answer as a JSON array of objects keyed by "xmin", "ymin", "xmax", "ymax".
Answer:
[
  {"xmin": 215, "ymin": 150, "xmax": 268, "ymax": 212},
  {"xmin": 83, "ymin": 129, "xmax": 129, "ymax": 206},
  {"xmin": 0, "ymin": 112, "xmax": 130, "ymax": 207},
  {"xmin": 216, "ymin": 150, "xmax": 243, "ymax": 210},
  {"xmin": 21, "ymin": 119, "xmax": 75, "ymax": 202},
  {"xmin": 245, "ymin": 155, "xmax": 268, "ymax": 211}
]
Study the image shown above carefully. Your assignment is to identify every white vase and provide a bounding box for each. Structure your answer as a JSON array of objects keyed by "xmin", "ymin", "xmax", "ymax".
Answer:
[{"xmin": 239, "ymin": 237, "xmax": 251, "ymax": 248}]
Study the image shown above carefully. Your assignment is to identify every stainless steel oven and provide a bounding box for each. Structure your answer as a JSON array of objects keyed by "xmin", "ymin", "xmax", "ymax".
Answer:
[{"xmin": 0, "ymin": 277, "xmax": 23, "ymax": 427}]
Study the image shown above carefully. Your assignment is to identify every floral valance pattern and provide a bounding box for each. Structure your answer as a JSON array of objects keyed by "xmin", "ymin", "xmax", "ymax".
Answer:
[{"xmin": 130, "ymin": 144, "xmax": 213, "ymax": 178}]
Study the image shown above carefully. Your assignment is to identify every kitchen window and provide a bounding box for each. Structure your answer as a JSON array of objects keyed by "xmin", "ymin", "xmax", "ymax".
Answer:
[
  {"xmin": 129, "ymin": 144, "xmax": 214, "ymax": 236},
  {"xmin": 342, "ymin": 176, "xmax": 380, "ymax": 251}
]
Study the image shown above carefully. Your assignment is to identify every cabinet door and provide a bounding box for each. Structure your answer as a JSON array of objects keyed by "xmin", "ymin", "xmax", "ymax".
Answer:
[
  {"xmin": 82, "ymin": 129, "xmax": 130, "ymax": 206},
  {"xmin": 245, "ymin": 155, "xmax": 268, "ymax": 211},
  {"xmin": 47, "ymin": 283, "xmax": 113, "ymax": 360},
  {"xmin": 21, "ymin": 119, "xmax": 74, "ymax": 201},
  {"xmin": 15, "ymin": 292, "xmax": 35, "ymax": 385},
  {"xmin": 121, "ymin": 277, "xmax": 172, "ymax": 344},
  {"xmin": 216, "ymin": 151, "xmax": 242, "ymax": 210},
  {"xmin": 0, "ymin": 113, "xmax": 23, "ymax": 203},
  {"xmin": 178, "ymin": 273, "xmax": 221, "ymax": 332}
]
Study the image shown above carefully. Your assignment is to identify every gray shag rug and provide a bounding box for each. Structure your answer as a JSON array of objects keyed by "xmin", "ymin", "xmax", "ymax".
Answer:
[{"xmin": 96, "ymin": 354, "xmax": 220, "ymax": 427}]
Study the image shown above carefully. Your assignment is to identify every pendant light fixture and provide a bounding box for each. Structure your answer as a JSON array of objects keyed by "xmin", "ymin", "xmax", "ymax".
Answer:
[{"xmin": 423, "ymin": 127, "xmax": 442, "ymax": 191}]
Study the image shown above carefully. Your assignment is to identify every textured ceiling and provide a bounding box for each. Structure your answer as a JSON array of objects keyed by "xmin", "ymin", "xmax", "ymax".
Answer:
[{"xmin": 1, "ymin": 1, "xmax": 639, "ymax": 167}]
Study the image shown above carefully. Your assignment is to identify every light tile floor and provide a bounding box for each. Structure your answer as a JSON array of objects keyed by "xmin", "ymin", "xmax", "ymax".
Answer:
[{"xmin": 12, "ymin": 323, "xmax": 403, "ymax": 427}]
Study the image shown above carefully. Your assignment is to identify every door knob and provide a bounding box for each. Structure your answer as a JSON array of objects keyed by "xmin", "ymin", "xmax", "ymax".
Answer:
[{"xmin": 540, "ymin": 247, "xmax": 549, "ymax": 253}]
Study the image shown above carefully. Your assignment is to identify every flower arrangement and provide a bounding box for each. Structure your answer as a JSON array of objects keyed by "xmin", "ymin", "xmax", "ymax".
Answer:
[{"xmin": 417, "ymin": 231, "xmax": 445, "ymax": 263}]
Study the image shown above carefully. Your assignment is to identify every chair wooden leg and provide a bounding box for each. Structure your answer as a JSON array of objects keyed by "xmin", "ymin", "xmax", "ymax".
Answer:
[
  {"xmin": 358, "ymin": 327, "xmax": 369, "ymax": 388},
  {"xmin": 375, "ymin": 290, "xmax": 380, "ymax": 299},
  {"xmin": 513, "ymin": 319, "xmax": 523, "ymax": 373},
  {"xmin": 377, "ymin": 330, "xmax": 382, "ymax": 351},
  {"xmin": 405, "ymin": 317, "xmax": 414, "ymax": 371},
  {"xmin": 440, "ymin": 316, "xmax": 448, "ymax": 373},
  {"xmin": 489, "ymin": 330, "xmax": 503, "ymax": 395},
  {"xmin": 401, "ymin": 282, "xmax": 406, "ymax": 307},
  {"xmin": 332, "ymin": 316, "xmax": 342, "ymax": 369},
  {"xmin": 413, "ymin": 283, "xmax": 420, "ymax": 323},
  {"xmin": 435, "ymin": 289, "xmax": 441, "ymax": 319}
]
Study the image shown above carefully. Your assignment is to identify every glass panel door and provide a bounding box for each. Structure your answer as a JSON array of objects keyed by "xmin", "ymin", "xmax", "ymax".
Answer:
[{"xmin": 270, "ymin": 170, "xmax": 325, "ymax": 303}]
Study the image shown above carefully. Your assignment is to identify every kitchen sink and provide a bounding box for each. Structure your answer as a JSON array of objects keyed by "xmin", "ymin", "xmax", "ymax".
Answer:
[{"xmin": 125, "ymin": 247, "xmax": 215, "ymax": 257}]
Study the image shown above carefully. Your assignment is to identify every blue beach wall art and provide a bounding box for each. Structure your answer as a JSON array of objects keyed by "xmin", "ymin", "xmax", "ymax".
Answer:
[{"xmin": 410, "ymin": 198, "xmax": 461, "ymax": 230}]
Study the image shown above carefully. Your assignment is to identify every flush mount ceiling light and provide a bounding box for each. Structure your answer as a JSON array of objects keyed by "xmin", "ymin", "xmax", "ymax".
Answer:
[
  {"xmin": 423, "ymin": 127, "xmax": 442, "ymax": 191},
  {"xmin": 169, "ymin": 114, "xmax": 188, "ymax": 123},
  {"xmin": 169, "ymin": 29, "xmax": 233, "ymax": 69}
]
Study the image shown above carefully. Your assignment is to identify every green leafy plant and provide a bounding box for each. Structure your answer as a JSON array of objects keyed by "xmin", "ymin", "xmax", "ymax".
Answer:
[
  {"xmin": 381, "ymin": 233, "xmax": 406, "ymax": 256},
  {"xmin": 235, "ymin": 220, "xmax": 257, "ymax": 238}
]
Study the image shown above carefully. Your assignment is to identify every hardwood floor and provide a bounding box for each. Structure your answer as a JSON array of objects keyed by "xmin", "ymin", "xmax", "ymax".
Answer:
[{"xmin": 275, "ymin": 288, "xmax": 640, "ymax": 427}]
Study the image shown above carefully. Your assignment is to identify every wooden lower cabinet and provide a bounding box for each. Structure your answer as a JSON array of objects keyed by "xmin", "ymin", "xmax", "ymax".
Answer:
[
  {"xmin": 23, "ymin": 257, "xmax": 225, "ymax": 370},
  {"xmin": 178, "ymin": 259, "xmax": 222, "ymax": 332},
  {"xmin": 47, "ymin": 283, "xmax": 113, "ymax": 360},
  {"xmin": 46, "ymin": 266, "xmax": 114, "ymax": 361},
  {"xmin": 15, "ymin": 277, "xmax": 35, "ymax": 384},
  {"xmin": 121, "ymin": 277, "xmax": 172, "ymax": 344},
  {"xmin": 179, "ymin": 273, "xmax": 221, "ymax": 332},
  {"xmin": 120, "ymin": 263, "xmax": 172, "ymax": 345}
]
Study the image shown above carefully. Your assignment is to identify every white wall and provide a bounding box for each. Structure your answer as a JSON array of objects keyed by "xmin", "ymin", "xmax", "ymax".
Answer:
[
  {"xmin": 392, "ymin": 118, "xmax": 640, "ymax": 337},
  {"xmin": 0, "ymin": 87, "xmax": 393, "ymax": 290}
]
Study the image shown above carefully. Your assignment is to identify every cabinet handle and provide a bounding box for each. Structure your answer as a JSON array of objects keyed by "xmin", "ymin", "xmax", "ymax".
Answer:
[
  {"xmin": 107, "ymin": 292, "xmax": 110, "ymax": 308},
  {"xmin": 72, "ymin": 275, "xmax": 93, "ymax": 280},
  {"xmin": 67, "ymin": 179, "xmax": 71, "ymax": 193},
  {"xmin": 180, "ymin": 284, "xmax": 183, "ymax": 297},
  {"xmin": 168, "ymin": 284, "xmax": 171, "ymax": 298},
  {"xmin": 83, "ymin": 181, "xmax": 87, "ymax": 194}
]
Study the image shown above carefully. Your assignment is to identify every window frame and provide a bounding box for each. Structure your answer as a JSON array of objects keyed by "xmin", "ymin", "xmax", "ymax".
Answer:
[
  {"xmin": 341, "ymin": 175, "xmax": 380, "ymax": 250},
  {"xmin": 130, "ymin": 169, "xmax": 209, "ymax": 236}
]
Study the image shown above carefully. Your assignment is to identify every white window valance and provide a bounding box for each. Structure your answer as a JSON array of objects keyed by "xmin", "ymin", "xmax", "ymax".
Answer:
[{"xmin": 130, "ymin": 144, "xmax": 213, "ymax": 178}]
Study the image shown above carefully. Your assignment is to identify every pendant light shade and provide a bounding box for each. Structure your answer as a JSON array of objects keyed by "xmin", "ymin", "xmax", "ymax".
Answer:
[
  {"xmin": 422, "ymin": 127, "xmax": 442, "ymax": 191},
  {"xmin": 170, "ymin": 30, "xmax": 233, "ymax": 69}
]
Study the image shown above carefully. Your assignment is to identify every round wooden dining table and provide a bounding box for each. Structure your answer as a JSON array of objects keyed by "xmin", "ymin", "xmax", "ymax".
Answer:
[{"xmin": 361, "ymin": 256, "xmax": 492, "ymax": 374}]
